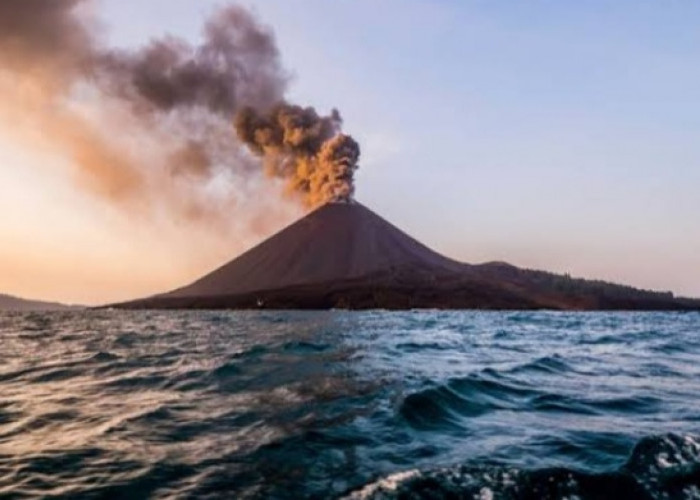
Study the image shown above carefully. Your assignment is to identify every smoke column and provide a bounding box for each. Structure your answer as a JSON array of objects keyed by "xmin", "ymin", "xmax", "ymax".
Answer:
[
  {"xmin": 0, "ymin": 0, "xmax": 360, "ymax": 221},
  {"xmin": 235, "ymin": 104, "xmax": 360, "ymax": 207}
]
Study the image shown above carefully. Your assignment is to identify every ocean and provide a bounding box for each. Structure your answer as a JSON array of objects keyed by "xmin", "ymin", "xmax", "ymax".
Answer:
[{"xmin": 1, "ymin": 310, "xmax": 699, "ymax": 499}]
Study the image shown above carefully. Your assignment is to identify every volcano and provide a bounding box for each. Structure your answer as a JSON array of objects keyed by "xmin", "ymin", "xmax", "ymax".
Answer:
[{"xmin": 118, "ymin": 202, "xmax": 700, "ymax": 310}]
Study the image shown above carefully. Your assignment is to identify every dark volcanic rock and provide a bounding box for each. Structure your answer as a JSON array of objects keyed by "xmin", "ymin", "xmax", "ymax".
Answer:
[
  {"xmin": 165, "ymin": 201, "xmax": 466, "ymax": 298},
  {"xmin": 116, "ymin": 202, "xmax": 700, "ymax": 311}
]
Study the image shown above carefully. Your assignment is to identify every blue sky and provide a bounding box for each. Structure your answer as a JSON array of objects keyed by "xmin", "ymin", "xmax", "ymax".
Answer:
[
  {"xmin": 99, "ymin": 0, "xmax": 700, "ymax": 296},
  {"xmin": 2, "ymin": 1, "xmax": 697, "ymax": 303}
]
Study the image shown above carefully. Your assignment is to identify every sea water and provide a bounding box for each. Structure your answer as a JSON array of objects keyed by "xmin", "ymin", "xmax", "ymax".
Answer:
[{"xmin": 1, "ymin": 310, "xmax": 699, "ymax": 499}]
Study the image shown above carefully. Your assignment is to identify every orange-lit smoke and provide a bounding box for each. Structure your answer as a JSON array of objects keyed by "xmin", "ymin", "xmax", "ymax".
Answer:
[
  {"xmin": 0, "ymin": 0, "xmax": 360, "ymax": 227},
  {"xmin": 235, "ymin": 104, "xmax": 360, "ymax": 208}
]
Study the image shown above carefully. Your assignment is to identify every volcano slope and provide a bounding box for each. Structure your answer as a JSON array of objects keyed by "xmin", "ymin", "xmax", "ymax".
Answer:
[{"xmin": 117, "ymin": 202, "xmax": 700, "ymax": 310}]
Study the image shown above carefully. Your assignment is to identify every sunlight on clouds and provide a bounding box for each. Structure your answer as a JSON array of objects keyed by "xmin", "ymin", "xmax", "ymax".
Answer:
[{"xmin": 0, "ymin": 132, "xmax": 285, "ymax": 305}]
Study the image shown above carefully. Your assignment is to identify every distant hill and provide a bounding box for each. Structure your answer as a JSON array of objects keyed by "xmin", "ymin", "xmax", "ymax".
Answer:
[
  {"xmin": 0, "ymin": 294, "xmax": 77, "ymax": 311},
  {"xmin": 115, "ymin": 202, "xmax": 700, "ymax": 311}
]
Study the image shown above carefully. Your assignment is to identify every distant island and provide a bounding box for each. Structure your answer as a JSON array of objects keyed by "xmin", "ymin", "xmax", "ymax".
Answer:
[
  {"xmin": 0, "ymin": 294, "xmax": 77, "ymax": 312},
  {"xmin": 114, "ymin": 202, "xmax": 700, "ymax": 311}
]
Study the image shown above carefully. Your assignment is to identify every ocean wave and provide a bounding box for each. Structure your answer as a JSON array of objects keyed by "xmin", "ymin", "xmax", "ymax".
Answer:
[
  {"xmin": 345, "ymin": 434, "xmax": 700, "ymax": 500},
  {"xmin": 1, "ymin": 310, "xmax": 700, "ymax": 498}
]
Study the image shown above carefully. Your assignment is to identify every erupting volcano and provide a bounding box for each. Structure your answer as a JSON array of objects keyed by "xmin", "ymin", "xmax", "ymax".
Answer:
[
  {"xmin": 13, "ymin": 1, "xmax": 690, "ymax": 311},
  {"xmin": 118, "ymin": 201, "xmax": 700, "ymax": 311}
]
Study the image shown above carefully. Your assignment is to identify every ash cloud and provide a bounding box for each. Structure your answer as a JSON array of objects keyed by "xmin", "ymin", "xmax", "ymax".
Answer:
[
  {"xmin": 0, "ymin": 0, "xmax": 92, "ymax": 74},
  {"xmin": 0, "ymin": 0, "xmax": 360, "ymax": 224},
  {"xmin": 235, "ymin": 104, "xmax": 360, "ymax": 207},
  {"xmin": 95, "ymin": 7, "xmax": 284, "ymax": 116}
]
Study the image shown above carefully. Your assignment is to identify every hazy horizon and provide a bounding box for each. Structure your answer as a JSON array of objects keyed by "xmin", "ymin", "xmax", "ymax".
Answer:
[{"xmin": 1, "ymin": 1, "xmax": 698, "ymax": 305}]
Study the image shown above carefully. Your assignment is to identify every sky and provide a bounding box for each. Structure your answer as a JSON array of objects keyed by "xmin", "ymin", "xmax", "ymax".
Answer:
[{"xmin": 1, "ymin": 0, "xmax": 699, "ymax": 304}]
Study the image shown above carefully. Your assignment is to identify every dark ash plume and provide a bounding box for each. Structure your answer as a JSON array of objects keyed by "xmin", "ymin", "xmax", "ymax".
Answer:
[
  {"xmin": 0, "ymin": 0, "xmax": 92, "ymax": 74},
  {"xmin": 95, "ymin": 6, "xmax": 285, "ymax": 116}
]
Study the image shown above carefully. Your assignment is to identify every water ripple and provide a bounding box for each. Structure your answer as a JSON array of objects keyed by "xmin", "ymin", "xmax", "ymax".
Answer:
[{"xmin": 0, "ymin": 310, "xmax": 698, "ymax": 498}]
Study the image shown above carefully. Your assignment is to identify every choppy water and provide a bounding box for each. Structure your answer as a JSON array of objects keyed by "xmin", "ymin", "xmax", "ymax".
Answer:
[{"xmin": 1, "ymin": 311, "xmax": 700, "ymax": 499}]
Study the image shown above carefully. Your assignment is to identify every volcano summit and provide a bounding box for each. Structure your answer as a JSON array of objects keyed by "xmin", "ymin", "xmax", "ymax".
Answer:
[{"xmin": 118, "ymin": 202, "xmax": 699, "ymax": 310}]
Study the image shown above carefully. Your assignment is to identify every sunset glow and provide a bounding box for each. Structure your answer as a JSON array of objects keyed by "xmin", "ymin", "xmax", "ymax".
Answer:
[{"xmin": 1, "ymin": 0, "xmax": 698, "ymax": 304}]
